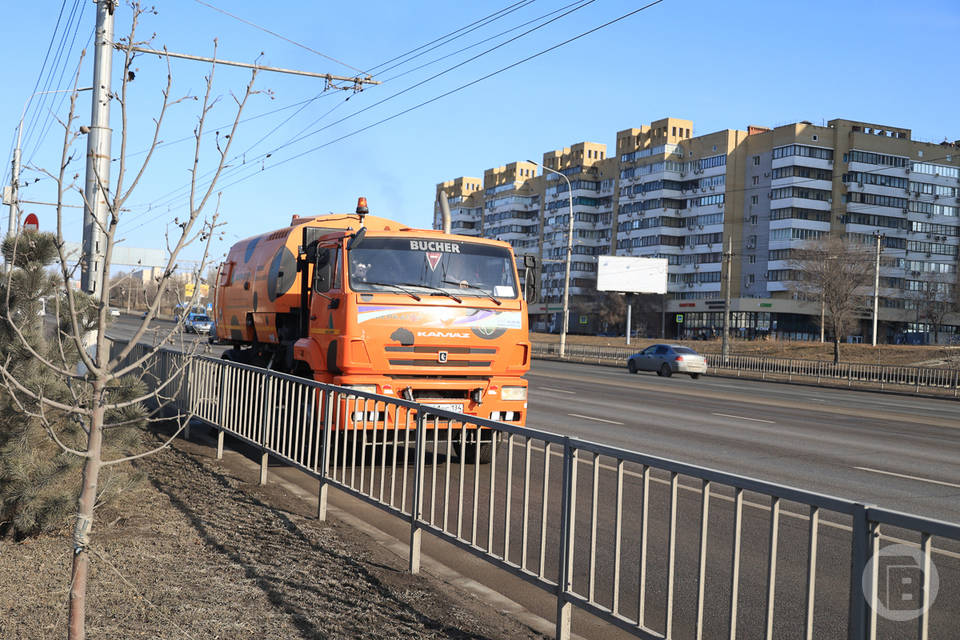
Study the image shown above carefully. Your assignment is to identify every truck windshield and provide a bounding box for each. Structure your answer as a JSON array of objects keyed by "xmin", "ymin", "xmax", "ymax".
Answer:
[{"xmin": 348, "ymin": 237, "xmax": 518, "ymax": 299}]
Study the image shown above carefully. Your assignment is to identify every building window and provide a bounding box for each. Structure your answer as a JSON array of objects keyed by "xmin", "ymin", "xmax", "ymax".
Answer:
[
  {"xmin": 752, "ymin": 176, "xmax": 759, "ymax": 185},
  {"xmin": 672, "ymin": 126, "xmax": 677, "ymax": 136},
  {"xmin": 753, "ymin": 155, "xmax": 760, "ymax": 166},
  {"xmin": 686, "ymin": 129, "xmax": 691, "ymax": 137},
  {"xmin": 751, "ymin": 195, "xmax": 759, "ymax": 205},
  {"xmin": 748, "ymin": 255, "xmax": 757, "ymax": 264},
  {"xmin": 812, "ymin": 135, "xmax": 819, "ymax": 141}
]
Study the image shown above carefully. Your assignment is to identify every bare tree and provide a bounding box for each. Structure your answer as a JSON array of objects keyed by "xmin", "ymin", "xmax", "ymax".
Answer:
[
  {"xmin": 790, "ymin": 236, "xmax": 874, "ymax": 363},
  {"xmin": 0, "ymin": 4, "xmax": 262, "ymax": 637},
  {"xmin": 916, "ymin": 271, "xmax": 955, "ymax": 344}
]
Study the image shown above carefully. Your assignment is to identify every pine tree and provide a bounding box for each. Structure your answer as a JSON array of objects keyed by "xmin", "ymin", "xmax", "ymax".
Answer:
[{"xmin": 0, "ymin": 232, "xmax": 145, "ymax": 539}]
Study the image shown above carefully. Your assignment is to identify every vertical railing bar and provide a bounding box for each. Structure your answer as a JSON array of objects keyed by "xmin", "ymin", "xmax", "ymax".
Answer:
[
  {"xmin": 666, "ymin": 471, "xmax": 679, "ymax": 638},
  {"xmin": 521, "ymin": 437, "xmax": 532, "ymax": 572},
  {"xmin": 317, "ymin": 390, "xmax": 333, "ymax": 521},
  {"xmin": 359, "ymin": 398, "xmax": 370, "ymax": 493},
  {"xmin": 333, "ymin": 392, "xmax": 343, "ymax": 484},
  {"xmin": 868, "ymin": 522, "xmax": 880, "ymax": 640},
  {"xmin": 538, "ymin": 442, "xmax": 551, "ymax": 580},
  {"xmin": 588, "ymin": 452, "xmax": 600, "ymax": 604},
  {"xmin": 471, "ymin": 428, "xmax": 481, "ymax": 546},
  {"xmin": 379, "ymin": 401, "xmax": 388, "ymax": 502},
  {"xmin": 349, "ymin": 396, "xmax": 358, "ymax": 489},
  {"xmin": 764, "ymin": 496, "xmax": 781, "ymax": 640},
  {"xmin": 503, "ymin": 432, "xmax": 515, "ymax": 564},
  {"xmin": 555, "ymin": 440, "xmax": 576, "ymax": 640},
  {"xmin": 408, "ymin": 411, "xmax": 426, "ymax": 574},
  {"xmin": 638, "ymin": 465, "xmax": 650, "ymax": 628},
  {"xmin": 430, "ymin": 416, "xmax": 439, "ymax": 526},
  {"xmin": 612, "ymin": 458, "xmax": 624, "ymax": 616},
  {"xmin": 401, "ymin": 409, "xmax": 412, "ymax": 514},
  {"xmin": 804, "ymin": 505, "xmax": 819, "ymax": 640},
  {"xmin": 695, "ymin": 480, "xmax": 711, "ymax": 640},
  {"xmin": 729, "ymin": 487, "xmax": 744, "ymax": 640},
  {"xmin": 849, "ymin": 503, "xmax": 870, "ymax": 640},
  {"xmin": 487, "ymin": 431, "xmax": 497, "ymax": 554},
  {"xmin": 390, "ymin": 404, "xmax": 400, "ymax": 508},
  {"xmin": 443, "ymin": 422, "xmax": 453, "ymax": 533},
  {"xmin": 367, "ymin": 403, "xmax": 378, "ymax": 500},
  {"xmin": 919, "ymin": 532, "xmax": 932, "ymax": 640},
  {"xmin": 457, "ymin": 430, "xmax": 466, "ymax": 539}
]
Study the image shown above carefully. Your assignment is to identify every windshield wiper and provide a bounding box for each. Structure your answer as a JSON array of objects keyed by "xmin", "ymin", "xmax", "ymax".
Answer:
[
  {"xmin": 398, "ymin": 282, "xmax": 462, "ymax": 303},
  {"xmin": 441, "ymin": 280, "xmax": 501, "ymax": 305},
  {"xmin": 358, "ymin": 281, "xmax": 421, "ymax": 301}
]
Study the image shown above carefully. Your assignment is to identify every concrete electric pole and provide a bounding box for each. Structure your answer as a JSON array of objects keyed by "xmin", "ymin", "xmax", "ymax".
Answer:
[{"xmin": 80, "ymin": 0, "xmax": 115, "ymax": 300}]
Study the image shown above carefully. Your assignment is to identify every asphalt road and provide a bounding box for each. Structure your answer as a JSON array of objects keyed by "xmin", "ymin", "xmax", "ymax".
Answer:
[{"xmin": 108, "ymin": 315, "xmax": 960, "ymax": 639}]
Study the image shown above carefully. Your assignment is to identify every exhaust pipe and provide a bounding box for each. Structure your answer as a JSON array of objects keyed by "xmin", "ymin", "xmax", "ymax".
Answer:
[{"xmin": 437, "ymin": 189, "xmax": 451, "ymax": 234}]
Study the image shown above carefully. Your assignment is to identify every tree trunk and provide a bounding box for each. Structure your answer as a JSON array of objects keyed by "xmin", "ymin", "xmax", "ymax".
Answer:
[
  {"xmin": 833, "ymin": 336, "xmax": 840, "ymax": 365},
  {"xmin": 68, "ymin": 381, "xmax": 105, "ymax": 640}
]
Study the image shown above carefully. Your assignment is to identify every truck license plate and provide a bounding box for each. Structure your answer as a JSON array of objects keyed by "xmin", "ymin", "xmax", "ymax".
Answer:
[{"xmin": 423, "ymin": 403, "xmax": 464, "ymax": 414}]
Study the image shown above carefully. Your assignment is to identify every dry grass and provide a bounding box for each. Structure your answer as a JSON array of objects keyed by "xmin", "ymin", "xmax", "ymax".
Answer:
[{"xmin": 0, "ymin": 438, "xmax": 546, "ymax": 640}]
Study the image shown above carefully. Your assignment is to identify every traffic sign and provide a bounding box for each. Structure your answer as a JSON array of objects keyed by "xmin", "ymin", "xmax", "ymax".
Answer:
[
  {"xmin": 675, "ymin": 314, "xmax": 684, "ymax": 323},
  {"xmin": 23, "ymin": 213, "xmax": 38, "ymax": 232}
]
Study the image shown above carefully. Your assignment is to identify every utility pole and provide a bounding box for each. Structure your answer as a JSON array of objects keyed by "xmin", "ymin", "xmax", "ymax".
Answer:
[
  {"xmin": 721, "ymin": 237, "xmax": 732, "ymax": 359},
  {"xmin": 80, "ymin": 0, "xmax": 115, "ymax": 300},
  {"xmin": 872, "ymin": 231, "xmax": 884, "ymax": 346}
]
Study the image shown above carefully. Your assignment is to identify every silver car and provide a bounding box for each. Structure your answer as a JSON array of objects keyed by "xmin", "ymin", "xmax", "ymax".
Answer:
[
  {"xmin": 627, "ymin": 344, "xmax": 708, "ymax": 379},
  {"xmin": 183, "ymin": 313, "xmax": 213, "ymax": 334}
]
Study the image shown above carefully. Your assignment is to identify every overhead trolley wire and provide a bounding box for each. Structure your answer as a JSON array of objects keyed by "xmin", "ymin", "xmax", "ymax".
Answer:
[
  {"xmin": 362, "ymin": 0, "xmax": 534, "ymax": 76},
  {"xmin": 192, "ymin": 0, "xmax": 368, "ymax": 76},
  {"xmin": 19, "ymin": 0, "xmax": 86, "ymax": 166},
  {"xmin": 124, "ymin": 0, "xmax": 668, "ymax": 233},
  {"xmin": 122, "ymin": 1, "xmax": 578, "ymax": 220}
]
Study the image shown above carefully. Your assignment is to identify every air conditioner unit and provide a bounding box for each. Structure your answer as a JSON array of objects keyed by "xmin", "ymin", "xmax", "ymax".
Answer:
[
  {"xmin": 902, "ymin": 207, "xmax": 909, "ymax": 213},
  {"xmin": 905, "ymin": 167, "xmax": 911, "ymax": 173},
  {"xmin": 699, "ymin": 224, "xmax": 704, "ymax": 229},
  {"xmin": 763, "ymin": 172, "xmax": 770, "ymax": 177}
]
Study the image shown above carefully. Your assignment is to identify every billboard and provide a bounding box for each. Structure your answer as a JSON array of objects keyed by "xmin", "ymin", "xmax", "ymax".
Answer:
[{"xmin": 596, "ymin": 256, "xmax": 668, "ymax": 294}]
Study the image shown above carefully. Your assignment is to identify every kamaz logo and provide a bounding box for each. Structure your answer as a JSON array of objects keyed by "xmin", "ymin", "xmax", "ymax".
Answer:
[{"xmin": 417, "ymin": 331, "xmax": 469, "ymax": 339}]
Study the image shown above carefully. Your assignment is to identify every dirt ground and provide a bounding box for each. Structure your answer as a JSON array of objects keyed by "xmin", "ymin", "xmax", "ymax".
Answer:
[
  {"xmin": 0, "ymin": 437, "xmax": 548, "ymax": 640},
  {"xmin": 532, "ymin": 332, "xmax": 960, "ymax": 368}
]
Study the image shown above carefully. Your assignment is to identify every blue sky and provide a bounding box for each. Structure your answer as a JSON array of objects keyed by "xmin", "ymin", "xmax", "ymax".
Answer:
[{"xmin": 3, "ymin": 0, "xmax": 959, "ymax": 269}]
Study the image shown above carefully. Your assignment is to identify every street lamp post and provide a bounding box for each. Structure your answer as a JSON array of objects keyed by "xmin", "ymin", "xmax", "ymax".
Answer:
[
  {"xmin": 872, "ymin": 231, "xmax": 884, "ymax": 347},
  {"xmin": 529, "ymin": 160, "xmax": 574, "ymax": 358}
]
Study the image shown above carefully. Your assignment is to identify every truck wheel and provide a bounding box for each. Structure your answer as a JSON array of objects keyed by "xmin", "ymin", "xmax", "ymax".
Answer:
[{"xmin": 456, "ymin": 431, "xmax": 499, "ymax": 464}]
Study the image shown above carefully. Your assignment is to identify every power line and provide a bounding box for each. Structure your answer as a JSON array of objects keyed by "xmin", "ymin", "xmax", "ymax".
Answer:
[
  {"xmin": 371, "ymin": 0, "xmax": 538, "ymax": 78},
  {"xmin": 125, "ymin": 0, "xmax": 668, "ymax": 233},
  {"xmin": 192, "ymin": 0, "xmax": 369, "ymax": 76},
  {"xmin": 362, "ymin": 0, "xmax": 533, "ymax": 76},
  {"xmin": 379, "ymin": 0, "xmax": 592, "ymax": 84},
  {"xmin": 19, "ymin": 0, "xmax": 86, "ymax": 165},
  {"xmin": 121, "ymin": 2, "xmax": 585, "ymax": 221}
]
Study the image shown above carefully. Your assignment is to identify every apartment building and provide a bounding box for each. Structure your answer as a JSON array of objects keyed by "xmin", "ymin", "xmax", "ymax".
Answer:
[{"xmin": 435, "ymin": 117, "xmax": 960, "ymax": 342}]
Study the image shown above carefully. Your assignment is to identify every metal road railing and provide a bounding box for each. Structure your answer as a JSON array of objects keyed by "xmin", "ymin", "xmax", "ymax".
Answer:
[
  {"xmin": 115, "ymin": 340, "xmax": 960, "ymax": 640},
  {"xmin": 532, "ymin": 342, "xmax": 960, "ymax": 397}
]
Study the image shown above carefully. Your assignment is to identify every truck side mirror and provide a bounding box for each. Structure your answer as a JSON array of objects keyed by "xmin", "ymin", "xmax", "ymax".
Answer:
[
  {"xmin": 314, "ymin": 248, "xmax": 333, "ymax": 292},
  {"xmin": 522, "ymin": 254, "xmax": 539, "ymax": 303}
]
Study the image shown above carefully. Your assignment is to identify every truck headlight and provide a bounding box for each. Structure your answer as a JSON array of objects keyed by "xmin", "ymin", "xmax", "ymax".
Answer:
[
  {"xmin": 342, "ymin": 384, "xmax": 377, "ymax": 395},
  {"xmin": 500, "ymin": 386, "xmax": 527, "ymax": 401}
]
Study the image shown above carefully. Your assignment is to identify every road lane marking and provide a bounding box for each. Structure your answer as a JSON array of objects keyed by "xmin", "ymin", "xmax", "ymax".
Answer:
[
  {"xmin": 854, "ymin": 466, "xmax": 960, "ymax": 490},
  {"xmin": 540, "ymin": 386, "xmax": 575, "ymax": 394},
  {"xmin": 712, "ymin": 412, "xmax": 776, "ymax": 424},
  {"xmin": 567, "ymin": 413, "xmax": 624, "ymax": 425}
]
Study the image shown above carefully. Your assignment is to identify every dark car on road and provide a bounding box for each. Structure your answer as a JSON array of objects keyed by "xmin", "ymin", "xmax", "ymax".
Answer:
[{"xmin": 627, "ymin": 344, "xmax": 708, "ymax": 379}]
